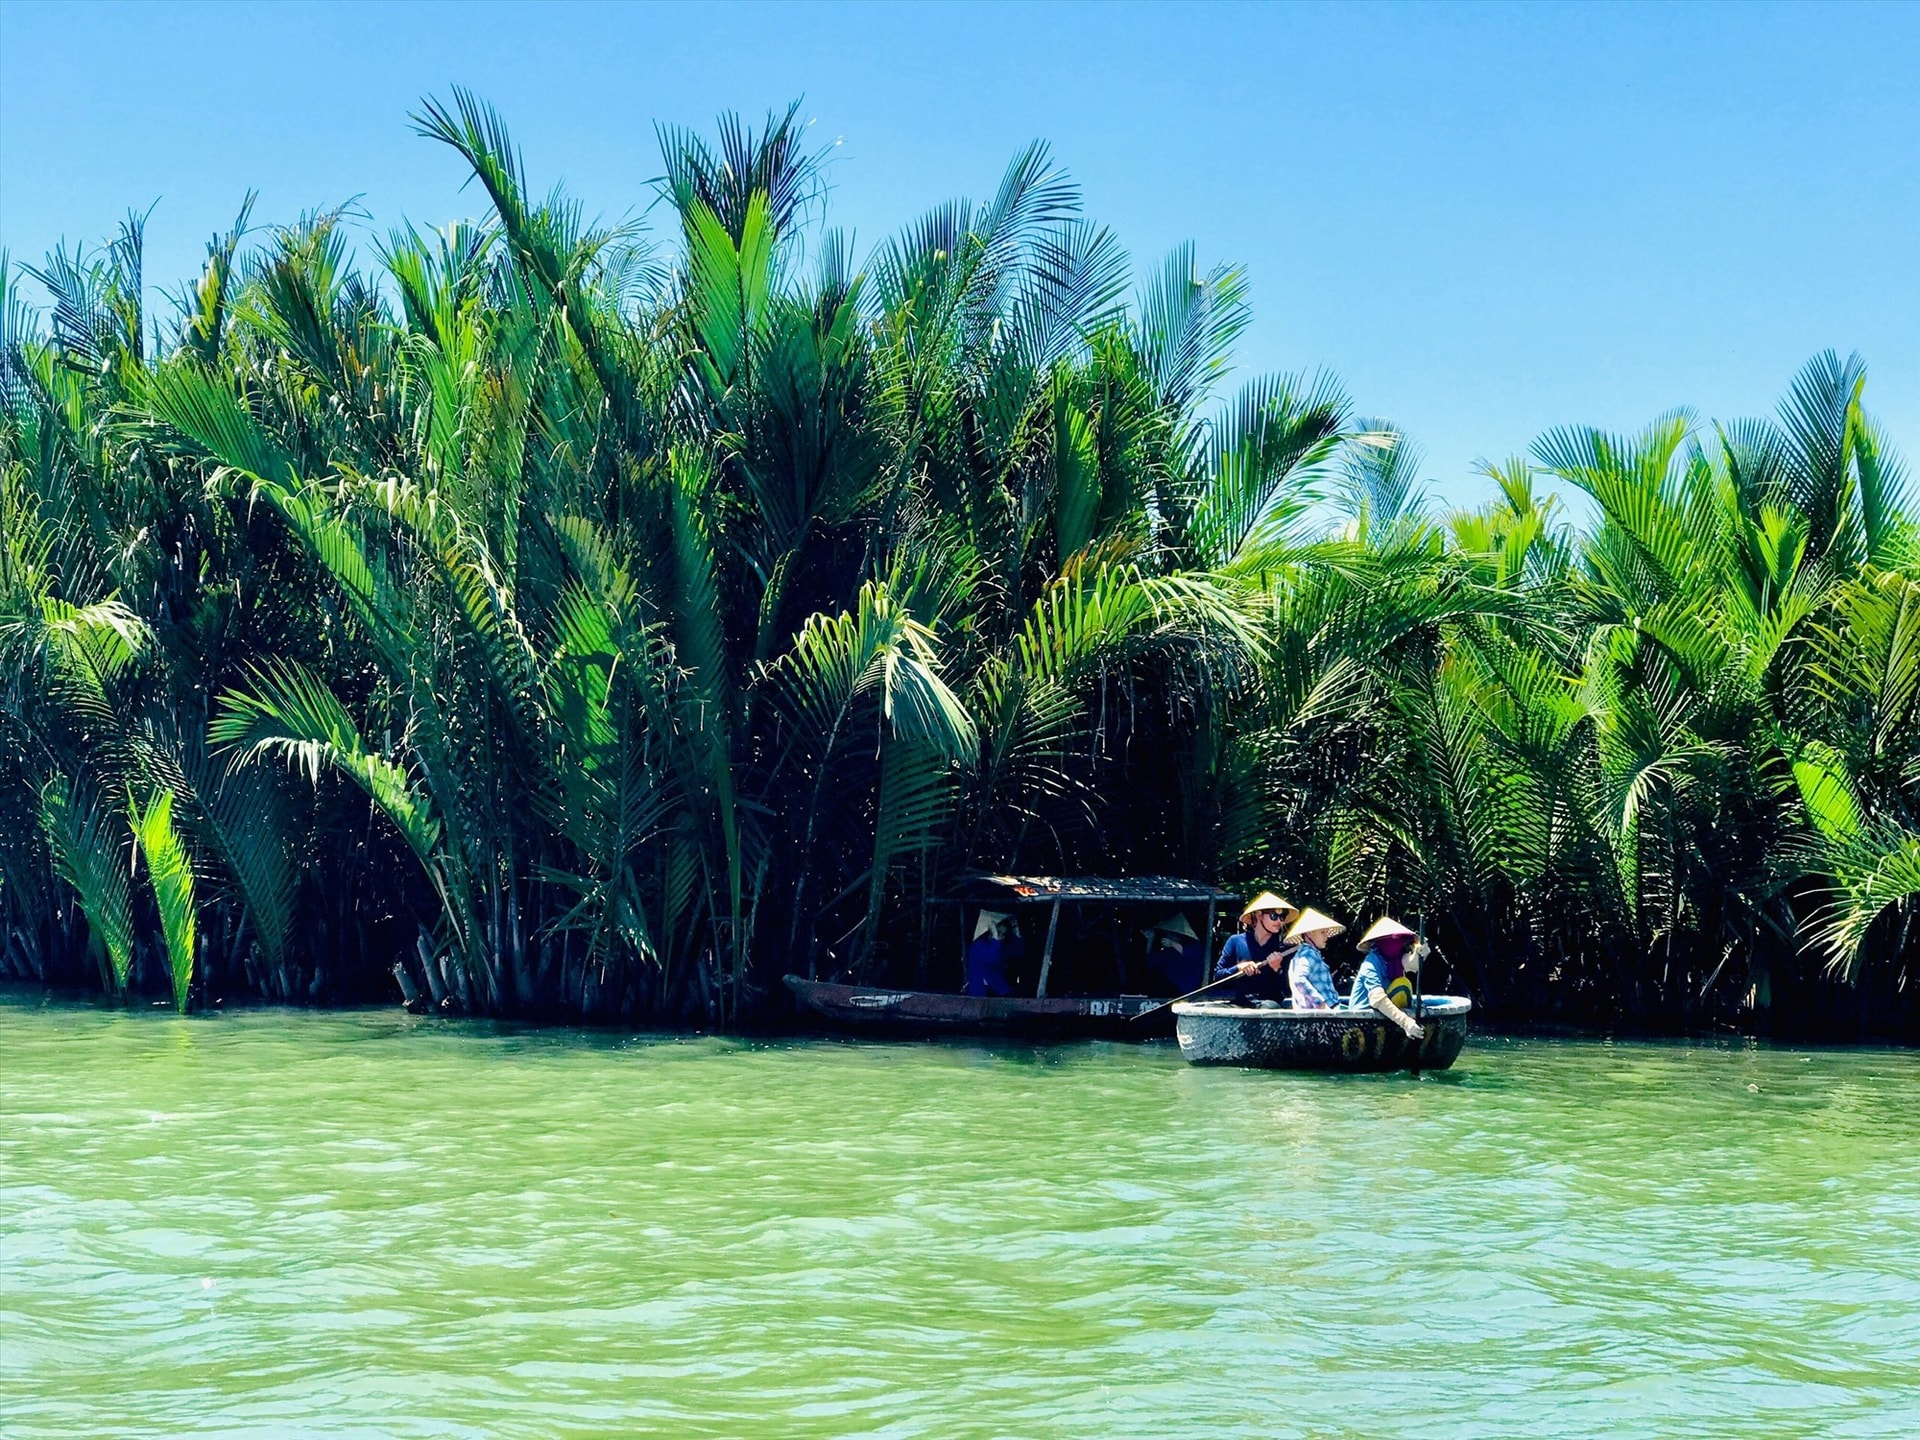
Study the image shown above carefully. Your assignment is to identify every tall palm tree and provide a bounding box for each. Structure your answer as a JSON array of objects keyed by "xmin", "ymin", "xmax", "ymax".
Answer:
[{"xmin": 2, "ymin": 95, "xmax": 1913, "ymax": 1039}]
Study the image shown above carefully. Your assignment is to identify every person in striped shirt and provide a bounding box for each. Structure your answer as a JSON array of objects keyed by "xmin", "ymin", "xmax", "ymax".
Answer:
[{"xmin": 1285, "ymin": 908, "xmax": 1345, "ymax": 1009}]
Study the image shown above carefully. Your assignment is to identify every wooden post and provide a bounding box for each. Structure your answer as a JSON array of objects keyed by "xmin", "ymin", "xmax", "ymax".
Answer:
[
  {"xmin": 1412, "ymin": 912, "xmax": 1426, "ymax": 1077},
  {"xmin": 1035, "ymin": 901, "xmax": 1061, "ymax": 997},
  {"xmin": 915, "ymin": 869, "xmax": 930, "ymax": 990},
  {"xmin": 1204, "ymin": 901, "xmax": 1217, "ymax": 992}
]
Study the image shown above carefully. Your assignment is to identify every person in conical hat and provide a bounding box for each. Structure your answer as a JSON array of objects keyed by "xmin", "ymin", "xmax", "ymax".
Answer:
[
  {"xmin": 1212, "ymin": 890, "xmax": 1297, "ymax": 1005},
  {"xmin": 1285, "ymin": 908, "xmax": 1345, "ymax": 946},
  {"xmin": 963, "ymin": 910, "xmax": 1022, "ymax": 997},
  {"xmin": 1356, "ymin": 916, "xmax": 1415, "ymax": 956},
  {"xmin": 1283, "ymin": 908, "xmax": 1345, "ymax": 1010},
  {"xmin": 973, "ymin": 909, "xmax": 1014, "ymax": 941},
  {"xmin": 1346, "ymin": 915, "xmax": 1428, "ymax": 1040},
  {"xmin": 1141, "ymin": 913, "xmax": 1203, "ymax": 994},
  {"xmin": 1143, "ymin": 913, "xmax": 1198, "ymax": 946},
  {"xmin": 1238, "ymin": 891, "xmax": 1298, "ymax": 928}
]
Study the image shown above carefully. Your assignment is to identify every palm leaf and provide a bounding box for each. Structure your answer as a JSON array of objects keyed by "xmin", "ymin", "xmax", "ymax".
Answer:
[
  {"xmin": 39, "ymin": 774, "xmax": 136, "ymax": 992},
  {"xmin": 130, "ymin": 787, "xmax": 198, "ymax": 1013}
]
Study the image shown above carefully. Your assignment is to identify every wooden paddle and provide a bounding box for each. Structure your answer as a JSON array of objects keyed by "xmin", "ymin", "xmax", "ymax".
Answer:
[
  {"xmin": 1131, "ymin": 945, "xmax": 1296, "ymax": 1023},
  {"xmin": 1412, "ymin": 912, "xmax": 1427, "ymax": 1077}
]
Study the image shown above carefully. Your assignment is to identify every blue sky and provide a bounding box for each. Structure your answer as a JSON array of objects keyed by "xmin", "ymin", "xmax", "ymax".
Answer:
[{"xmin": 2, "ymin": 0, "xmax": 1915, "ymax": 503}]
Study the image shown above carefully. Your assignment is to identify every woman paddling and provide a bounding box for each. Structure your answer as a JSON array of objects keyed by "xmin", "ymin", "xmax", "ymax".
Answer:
[
  {"xmin": 1213, "ymin": 891, "xmax": 1297, "ymax": 1006},
  {"xmin": 1349, "ymin": 916, "xmax": 1427, "ymax": 1040}
]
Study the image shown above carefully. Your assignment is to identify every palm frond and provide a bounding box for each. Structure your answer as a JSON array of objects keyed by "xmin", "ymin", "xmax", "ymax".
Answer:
[
  {"xmin": 130, "ymin": 786, "xmax": 198, "ymax": 1012},
  {"xmin": 40, "ymin": 774, "xmax": 136, "ymax": 991}
]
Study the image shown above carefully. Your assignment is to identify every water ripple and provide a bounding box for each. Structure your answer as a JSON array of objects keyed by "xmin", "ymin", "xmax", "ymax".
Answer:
[{"xmin": 2, "ymin": 997, "xmax": 1917, "ymax": 1437}]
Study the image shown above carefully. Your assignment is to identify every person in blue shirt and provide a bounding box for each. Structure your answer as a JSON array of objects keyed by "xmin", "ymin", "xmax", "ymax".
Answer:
[
  {"xmin": 1143, "ymin": 914, "xmax": 1205, "ymax": 995},
  {"xmin": 964, "ymin": 911, "xmax": 1022, "ymax": 996},
  {"xmin": 1214, "ymin": 891, "xmax": 1297, "ymax": 1005},
  {"xmin": 1283, "ymin": 908, "xmax": 1346, "ymax": 1009},
  {"xmin": 1348, "ymin": 916, "xmax": 1426, "ymax": 1039}
]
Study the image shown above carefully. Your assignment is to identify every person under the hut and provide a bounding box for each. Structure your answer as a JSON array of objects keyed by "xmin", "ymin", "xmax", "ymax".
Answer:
[
  {"xmin": 963, "ymin": 910, "xmax": 1022, "ymax": 997},
  {"xmin": 1283, "ymin": 908, "xmax": 1346, "ymax": 1009},
  {"xmin": 1348, "ymin": 916, "xmax": 1428, "ymax": 1040},
  {"xmin": 1213, "ymin": 892, "xmax": 1298, "ymax": 1006},
  {"xmin": 1142, "ymin": 914, "xmax": 1205, "ymax": 995}
]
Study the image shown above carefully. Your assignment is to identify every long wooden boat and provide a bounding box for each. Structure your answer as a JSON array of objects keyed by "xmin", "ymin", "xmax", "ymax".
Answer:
[
  {"xmin": 1173, "ymin": 996, "xmax": 1472, "ymax": 1071},
  {"xmin": 784, "ymin": 975, "xmax": 1173, "ymax": 1040}
]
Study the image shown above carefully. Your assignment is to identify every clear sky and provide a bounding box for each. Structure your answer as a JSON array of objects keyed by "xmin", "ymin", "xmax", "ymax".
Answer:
[{"xmin": 2, "ymin": 0, "xmax": 1915, "ymax": 503}]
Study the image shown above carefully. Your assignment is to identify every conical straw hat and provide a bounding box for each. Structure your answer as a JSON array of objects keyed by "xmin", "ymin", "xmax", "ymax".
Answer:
[
  {"xmin": 1356, "ymin": 916, "xmax": 1416, "ymax": 954},
  {"xmin": 973, "ymin": 909, "xmax": 1012, "ymax": 940},
  {"xmin": 1286, "ymin": 907, "xmax": 1346, "ymax": 943},
  {"xmin": 1140, "ymin": 913, "xmax": 1199, "ymax": 951},
  {"xmin": 1238, "ymin": 891, "xmax": 1297, "ymax": 925}
]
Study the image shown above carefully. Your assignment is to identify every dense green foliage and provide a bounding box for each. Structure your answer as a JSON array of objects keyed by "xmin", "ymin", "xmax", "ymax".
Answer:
[{"xmin": 3, "ymin": 96, "xmax": 1914, "ymax": 1036}]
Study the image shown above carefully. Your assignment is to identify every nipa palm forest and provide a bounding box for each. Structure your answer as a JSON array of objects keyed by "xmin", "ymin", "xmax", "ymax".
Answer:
[{"xmin": 4, "ymin": 97, "xmax": 1916, "ymax": 1041}]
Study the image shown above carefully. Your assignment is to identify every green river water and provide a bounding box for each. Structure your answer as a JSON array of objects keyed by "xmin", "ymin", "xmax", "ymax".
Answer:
[{"xmin": 2, "ymin": 993, "xmax": 1916, "ymax": 1438}]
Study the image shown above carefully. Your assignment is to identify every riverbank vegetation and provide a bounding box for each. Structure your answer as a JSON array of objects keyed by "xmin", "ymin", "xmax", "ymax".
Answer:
[{"xmin": 3, "ymin": 95, "xmax": 1914, "ymax": 1039}]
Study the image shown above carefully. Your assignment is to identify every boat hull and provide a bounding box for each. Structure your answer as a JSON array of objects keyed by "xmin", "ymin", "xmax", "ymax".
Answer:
[
  {"xmin": 784, "ymin": 976, "xmax": 1172, "ymax": 1040},
  {"xmin": 1173, "ymin": 996, "xmax": 1472, "ymax": 1071}
]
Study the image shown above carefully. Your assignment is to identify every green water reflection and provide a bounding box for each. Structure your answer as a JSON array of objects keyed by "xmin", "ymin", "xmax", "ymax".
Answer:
[{"xmin": 2, "ymin": 994, "xmax": 1916, "ymax": 1437}]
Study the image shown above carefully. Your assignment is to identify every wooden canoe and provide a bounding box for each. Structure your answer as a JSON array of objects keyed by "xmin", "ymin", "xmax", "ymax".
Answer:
[
  {"xmin": 1173, "ymin": 995, "xmax": 1472, "ymax": 1071},
  {"xmin": 784, "ymin": 975, "xmax": 1173, "ymax": 1040}
]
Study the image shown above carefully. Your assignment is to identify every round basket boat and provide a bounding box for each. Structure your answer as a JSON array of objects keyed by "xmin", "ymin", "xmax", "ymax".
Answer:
[{"xmin": 1172, "ymin": 996, "xmax": 1472, "ymax": 1071}]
